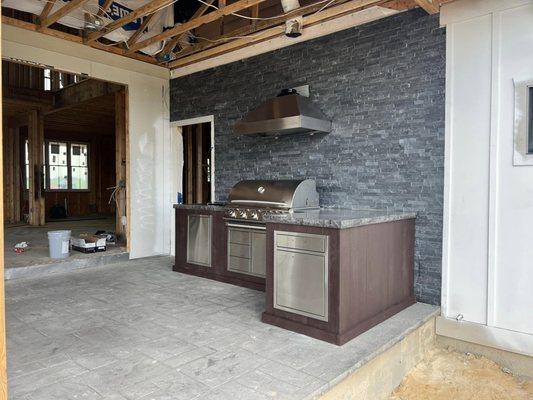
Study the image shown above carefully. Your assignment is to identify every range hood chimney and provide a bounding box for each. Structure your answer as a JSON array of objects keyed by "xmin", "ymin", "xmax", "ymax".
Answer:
[{"xmin": 234, "ymin": 89, "xmax": 332, "ymax": 136}]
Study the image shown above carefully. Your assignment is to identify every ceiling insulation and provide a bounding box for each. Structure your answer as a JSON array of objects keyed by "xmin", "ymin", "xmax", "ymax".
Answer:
[{"xmin": 2, "ymin": 0, "xmax": 175, "ymax": 55}]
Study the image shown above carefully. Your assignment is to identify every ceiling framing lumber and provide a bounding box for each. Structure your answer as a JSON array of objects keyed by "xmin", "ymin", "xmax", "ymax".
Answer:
[
  {"xmin": 97, "ymin": 0, "xmax": 114, "ymax": 17},
  {"xmin": 40, "ymin": 0, "xmax": 90, "ymax": 28},
  {"xmin": 2, "ymin": 16, "xmax": 160, "ymax": 65},
  {"xmin": 87, "ymin": 0, "xmax": 176, "ymax": 43},
  {"xmin": 173, "ymin": 0, "xmax": 381, "ymax": 62},
  {"xmin": 413, "ymin": 0, "xmax": 439, "ymax": 13},
  {"xmin": 161, "ymin": 0, "xmax": 217, "ymax": 56},
  {"xmin": 127, "ymin": 0, "xmax": 268, "ymax": 54},
  {"xmin": 169, "ymin": 0, "xmax": 386, "ymax": 69},
  {"xmin": 127, "ymin": 12, "xmax": 156, "ymax": 46},
  {"xmin": 38, "ymin": 0, "xmax": 57, "ymax": 23}
]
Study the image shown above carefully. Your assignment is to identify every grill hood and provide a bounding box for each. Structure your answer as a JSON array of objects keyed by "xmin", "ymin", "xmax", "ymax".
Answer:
[{"xmin": 234, "ymin": 91, "xmax": 332, "ymax": 136}]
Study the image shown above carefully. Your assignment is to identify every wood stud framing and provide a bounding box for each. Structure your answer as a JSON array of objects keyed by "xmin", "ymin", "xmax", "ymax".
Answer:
[
  {"xmin": 40, "ymin": 0, "xmax": 90, "ymax": 28},
  {"xmin": 2, "ymin": 0, "xmax": 451, "ymax": 69}
]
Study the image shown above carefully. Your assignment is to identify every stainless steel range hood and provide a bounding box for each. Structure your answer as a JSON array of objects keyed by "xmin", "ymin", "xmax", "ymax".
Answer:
[{"xmin": 234, "ymin": 90, "xmax": 332, "ymax": 136}]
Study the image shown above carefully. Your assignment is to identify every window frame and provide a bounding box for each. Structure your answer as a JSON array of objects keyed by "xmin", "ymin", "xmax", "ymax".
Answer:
[{"xmin": 44, "ymin": 140, "xmax": 91, "ymax": 192}]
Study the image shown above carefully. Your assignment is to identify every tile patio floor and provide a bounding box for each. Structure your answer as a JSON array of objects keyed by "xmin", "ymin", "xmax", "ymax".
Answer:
[{"xmin": 6, "ymin": 256, "xmax": 438, "ymax": 400}]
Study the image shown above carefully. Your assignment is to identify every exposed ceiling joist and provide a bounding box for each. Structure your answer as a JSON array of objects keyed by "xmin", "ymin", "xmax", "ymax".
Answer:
[
  {"xmin": 2, "ymin": 16, "xmax": 159, "ymax": 65},
  {"xmin": 97, "ymin": 0, "xmax": 114, "ymax": 17},
  {"xmin": 174, "ymin": 0, "xmax": 358, "ymax": 61},
  {"xmin": 127, "ymin": 0, "xmax": 268, "ymax": 54},
  {"xmin": 127, "ymin": 12, "xmax": 156, "ymax": 46},
  {"xmin": 40, "ymin": 0, "xmax": 90, "ymax": 28},
  {"xmin": 161, "ymin": 0, "xmax": 217, "ymax": 56},
  {"xmin": 169, "ymin": 0, "xmax": 387, "ymax": 68},
  {"xmin": 38, "ymin": 0, "xmax": 57, "ymax": 23},
  {"xmin": 87, "ymin": 0, "xmax": 176, "ymax": 43},
  {"xmin": 413, "ymin": 0, "xmax": 439, "ymax": 14}
]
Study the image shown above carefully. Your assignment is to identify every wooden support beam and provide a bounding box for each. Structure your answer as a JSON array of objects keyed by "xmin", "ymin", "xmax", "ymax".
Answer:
[
  {"xmin": 172, "ymin": 0, "xmax": 358, "ymax": 62},
  {"xmin": 39, "ymin": 0, "xmax": 57, "ymax": 23},
  {"xmin": 170, "ymin": 0, "xmax": 383, "ymax": 68},
  {"xmin": 0, "ymin": 20, "xmax": 8, "ymax": 396},
  {"xmin": 161, "ymin": 0, "xmax": 216, "ymax": 56},
  {"xmin": 127, "ymin": 0, "xmax": 267, "ymax": 54},
  {"xmin": 115, "ymin": 90, "xmax": 128, "ymax": 243},
  {"xmin": 27, "ymin": 110, "xmax": 45, "ymax": 226},
  {"xmin": 97, "ymin": 0, "xmax": 114, "ymax": 17},
  {"xmin": 127, "ymin": 13, "xmax": 156, "ymax": 47},
  {"xmin": 196, "ymin": 124, "xmax": 203, "ymax": 204},
  {"xmin": 40, "ymin": 0, "xmax": 90, "ymax": 28},
  {"xmin": 87, "ymin": 0, "xmax": 175, "ymax": 43},
  {"xmin": 413, "ymin": 0, "xmax": 439, "ymax": 14},
  {"xmin": 186, "ymin": 127, "xmax": 193, "ymax": 204},
  {"xmin": 2, "ymin": 17, "xmax": 159, "ymax": 65},
  {"xmin": 50, "ymin": 79, "xmax": 123, "ymax": 115}
]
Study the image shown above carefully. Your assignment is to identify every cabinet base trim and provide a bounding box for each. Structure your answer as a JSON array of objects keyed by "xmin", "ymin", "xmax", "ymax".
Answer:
[
  {"xmin": 173, "ymin": 265, "xmax": 265, "ymax": 291},
  {"xmin": 262, "ymin": 297, "xmax": 415, "ymax": 345}
]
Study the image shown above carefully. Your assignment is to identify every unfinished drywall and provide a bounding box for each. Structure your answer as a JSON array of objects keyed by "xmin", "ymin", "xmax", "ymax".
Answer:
[{"xmin": 1, "ymin": 23, "xmax": 172, "ymax": 258}]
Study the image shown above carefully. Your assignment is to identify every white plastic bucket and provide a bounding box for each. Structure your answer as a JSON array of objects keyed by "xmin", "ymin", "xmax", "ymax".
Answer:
[{"xmin": 47, "ymin": 230, "xmax": 71, "ymax": 259}]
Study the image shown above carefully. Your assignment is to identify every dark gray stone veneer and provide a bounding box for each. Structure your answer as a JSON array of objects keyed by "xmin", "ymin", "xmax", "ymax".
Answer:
[{"xmin": 170, "ymin": 9, "xmax": 445, "ymax": 305}]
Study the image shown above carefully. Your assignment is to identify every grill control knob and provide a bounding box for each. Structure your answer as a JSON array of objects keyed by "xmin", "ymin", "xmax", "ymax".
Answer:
[
  {"xmin": 250, "ymin": 211, "xmax": 259, "ymax": 220},
  {"xmin": 239, "ymin": 210, "xmax": 247, "ymax": 218},
  {"xmin": 228, "ymin": 210, "xmax": 237, "ymax": 218}
]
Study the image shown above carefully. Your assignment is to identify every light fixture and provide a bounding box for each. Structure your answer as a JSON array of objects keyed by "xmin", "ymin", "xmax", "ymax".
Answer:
[{"xmin": 285, "ymin": 16, "xmax": 303, "ymax": 38}]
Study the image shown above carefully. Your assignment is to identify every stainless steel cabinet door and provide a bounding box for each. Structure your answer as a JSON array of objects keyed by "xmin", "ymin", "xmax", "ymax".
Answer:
[
  {"xmin": 187, "ymin": 215, "xmax": 212, "ymax": 267},
  {"xmin": 274, "ymin": 233, "xmax": 328, "ymax": 321}
]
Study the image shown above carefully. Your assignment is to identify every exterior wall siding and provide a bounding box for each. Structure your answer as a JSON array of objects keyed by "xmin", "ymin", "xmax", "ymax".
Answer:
[{"xmin": 170, "ymin": 9, "xmax": 445, "ymax": 305}]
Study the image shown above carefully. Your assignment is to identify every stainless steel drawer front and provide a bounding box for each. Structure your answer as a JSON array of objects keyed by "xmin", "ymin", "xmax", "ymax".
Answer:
[
  {"xmin": 187, "ymin": 215, "xmax": 212, "ymax": 267},
  {"xmin": 274, "ymin": 231, "xmax": 328, "ymax": 321},
  {"xmin": 229, "ymin": 229, "xmax": 251, "ymax": 245},
  {"xmin": 229, "ymin": 242, "xmax": 251, "ymax": 258},
  {"xmin": 227, "ymin": 225, "xmax": 266, "ymax": 278},
  {"xmin": 276, "ymin": 232, "xmax": 326, "ymax": 253},
  {"xmin": 228, "ymin": 256, "xmax": 251, "ymax": 273}
]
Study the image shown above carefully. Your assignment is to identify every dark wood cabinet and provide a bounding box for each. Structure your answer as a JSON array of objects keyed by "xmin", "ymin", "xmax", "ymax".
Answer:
[
  {"xmin": 262, "ymin": 218, "xmax": 416, "ymax": 345},
  {"xmin": 173, "ymin": 208, "xmax": 265, "ymax": 291}
]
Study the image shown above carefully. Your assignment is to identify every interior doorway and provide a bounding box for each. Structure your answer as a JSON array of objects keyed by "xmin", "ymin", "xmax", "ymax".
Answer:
[
  {"xmin": 177, "ymin": 117, "xmax": 215, "ymax": 205},
  {"xmin": 2, "ymin": 59, "xmax": 129, "ymax": 273}
]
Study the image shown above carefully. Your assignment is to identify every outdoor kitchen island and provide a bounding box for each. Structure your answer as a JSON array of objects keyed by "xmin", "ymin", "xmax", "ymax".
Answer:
[
  {"xmin": 174, "ymin": 201, "xmax": 416, "ymax": 345},
  {"xmin": 261, "ymin": 209, "xmax": 416, "ymax": 345}
]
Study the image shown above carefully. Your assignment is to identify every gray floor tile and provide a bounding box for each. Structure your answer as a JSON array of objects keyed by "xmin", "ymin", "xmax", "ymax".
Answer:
[{"xmin": 6, "ymin": 256, "xmax": 439, "ymax": 400}]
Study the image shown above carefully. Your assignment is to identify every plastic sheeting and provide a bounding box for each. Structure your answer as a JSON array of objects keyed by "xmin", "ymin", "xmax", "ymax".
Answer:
[{"xmin": 3, "ymin": 0, "xmax": 175, "ymax": 55}]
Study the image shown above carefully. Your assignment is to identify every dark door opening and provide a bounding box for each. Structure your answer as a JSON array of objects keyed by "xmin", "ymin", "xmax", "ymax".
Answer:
[{"xmin": 182, "ymin": 122, "xmax": 212, "ymax": 205}]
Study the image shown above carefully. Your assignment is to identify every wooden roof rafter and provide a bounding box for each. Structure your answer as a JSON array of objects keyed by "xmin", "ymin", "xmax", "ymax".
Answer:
[
  {"xmin": 126, "ymin": 0, "xmax": 269, "ymax": 54},
  {"xmin": 40, "ymin": 0, "xmax": 90, "ymax": 28},
  {"xmin": 86, "ymin": 0, "xmax": 176, "ymax": 43},
  {"xmin": 161, "ymin": 0, "xmax": 217, "ymax": 56},
  {"xmin": 1, "ymin": 0, "xmax": 455, "ymax": 70}
]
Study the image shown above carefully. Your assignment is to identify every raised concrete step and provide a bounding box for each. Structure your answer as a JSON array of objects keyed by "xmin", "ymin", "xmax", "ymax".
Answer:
[{"xmin": 5, "ymin": 250, "xmax": 129, "ymax": 280}]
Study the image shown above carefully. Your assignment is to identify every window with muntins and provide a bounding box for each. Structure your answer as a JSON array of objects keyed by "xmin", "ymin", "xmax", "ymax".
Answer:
[{"xmin": 45, "ymin": 141, "xmax": 89, "ymax": 191}]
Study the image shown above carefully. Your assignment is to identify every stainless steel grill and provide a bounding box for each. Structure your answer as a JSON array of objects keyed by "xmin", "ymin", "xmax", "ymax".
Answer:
[{"xmin": 224, "ymin": 179, "xmax": 319, "ymax": 222}]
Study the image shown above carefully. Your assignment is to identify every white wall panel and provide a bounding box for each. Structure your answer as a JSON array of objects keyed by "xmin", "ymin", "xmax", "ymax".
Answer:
[
  {"xmin": 444, "ymin": 15, "xmax": 493, "ymax": 324},
  {"xmin": 493, "ymin": 4, "xmax": 533, "ymax": 335},
  {"xmin": 441, "ymin": 0, "xmax": 533, "ymax": 355}
]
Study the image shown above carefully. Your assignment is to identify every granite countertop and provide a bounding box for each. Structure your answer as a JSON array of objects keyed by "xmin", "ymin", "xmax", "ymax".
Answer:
[
  {"xmin": 173, "ymin": 203, "xmax": 226, "ymax": 211},
  {"xmin": 263, "ymin": 208, "xmax": 417, "ymax": 229}
]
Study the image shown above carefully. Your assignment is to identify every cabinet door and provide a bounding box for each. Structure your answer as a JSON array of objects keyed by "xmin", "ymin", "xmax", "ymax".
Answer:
[
  {"xmin": 187, "ymin": 215, "xmax": 212, "ymax": 267},
  {"xmin": 274, "ymin": 245, "xmax": 328, "ymax": 321}
]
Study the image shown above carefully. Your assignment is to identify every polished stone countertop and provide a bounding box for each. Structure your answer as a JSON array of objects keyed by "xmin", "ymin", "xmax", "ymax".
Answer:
[
  {"xmin": 263, "ymin": 208, "xmax": 417, "ymax": 229},
  {"xmin": 173, "ymin": 203, "xmax": 225, "ymax": 211}
]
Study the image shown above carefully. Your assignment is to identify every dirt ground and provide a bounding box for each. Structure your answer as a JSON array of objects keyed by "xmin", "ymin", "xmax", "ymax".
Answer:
[{"xmin": 391, "ymin": 347, "xmax": 533, "ymax": 400}]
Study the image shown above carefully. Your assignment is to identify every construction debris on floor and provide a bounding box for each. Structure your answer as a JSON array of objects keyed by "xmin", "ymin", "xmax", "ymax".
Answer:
[{"xmin": 390, "ymin": 347, "xmax": 533, "ymax": 400}]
